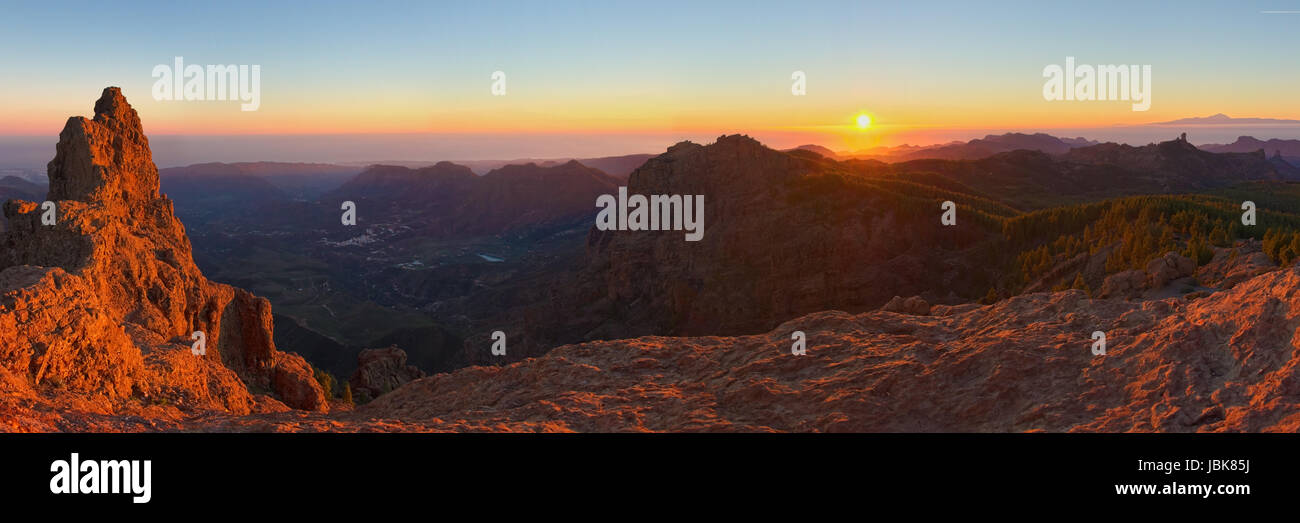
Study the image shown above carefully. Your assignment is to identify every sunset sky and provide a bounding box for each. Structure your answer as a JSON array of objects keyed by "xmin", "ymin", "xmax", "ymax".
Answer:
[{"xmin": 2, "ymin": 0, "xmax": 1300, "ymax": 162}]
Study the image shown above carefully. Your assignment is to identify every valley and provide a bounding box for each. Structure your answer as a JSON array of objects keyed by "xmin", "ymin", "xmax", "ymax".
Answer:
[{"xmin": 159, "ymin": 130, "xmax": 1300, "ymax": 391}]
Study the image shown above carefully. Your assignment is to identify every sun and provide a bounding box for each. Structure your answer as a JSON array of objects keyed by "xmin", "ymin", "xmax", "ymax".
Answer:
[{"xmin": 855, "ymin": 113, "xmax": 872, "ymax": 129}]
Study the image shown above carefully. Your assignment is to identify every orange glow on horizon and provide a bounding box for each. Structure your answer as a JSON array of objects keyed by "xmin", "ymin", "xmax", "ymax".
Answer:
[{"xmin": 4, "ymin": 88, "xmax": 1300, "ymax": 155}]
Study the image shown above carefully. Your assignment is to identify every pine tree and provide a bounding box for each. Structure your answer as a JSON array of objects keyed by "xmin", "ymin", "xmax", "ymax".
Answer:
[
  {"xmin": 1071, "ymin": 272, "xmax": 1090, "ymax": 296},
  {"xmin": 1210, "ymin": 224, "xmax": 1230, "ymax": 247},
  {"xmin": 982, "ymin": 287, "xmax": 998, "ymax": 305}
]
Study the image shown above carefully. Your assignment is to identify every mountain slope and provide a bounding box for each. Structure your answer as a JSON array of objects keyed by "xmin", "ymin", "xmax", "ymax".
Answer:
[
  {"xmin": 324, "ymin": 160, "xmax": 622, "ymax": 237},
  {"xmin": 361, "ymin": 265, "xmax": 1300, "ymax": 432},
  {"xmin": 469, "ymin": 135, "xmax": 1011, "ymax": 362},
  {"xmin": 161, "ymin": 162, "xmax": 291, "ymax": 220}
]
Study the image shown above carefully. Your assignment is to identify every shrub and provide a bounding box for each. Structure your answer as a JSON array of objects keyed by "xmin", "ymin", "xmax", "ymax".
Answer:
[{"xmin": 313, "ymin": 368, "xmax": 337, "ymax": 399}]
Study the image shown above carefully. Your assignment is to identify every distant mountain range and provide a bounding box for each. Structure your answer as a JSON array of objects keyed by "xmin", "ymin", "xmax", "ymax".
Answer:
[
  {"xmin": 1201, "ymin": 136, "xmax": 1300, "ymax": 165},
  {"xmin": 160, "ymin": 163, "xmax": 292, "ymax": 221},
  {"xmin": 0, "ymin": 175, "xmax": 45, "ymax": 201},
  {"xmin": 0, "ymin": 176, "xmax": 46, "ymax": 230},
  {"xmin": 343, "ymin": 153, "xmax": 655, "ymax": 178},
  {"xmin": 797, "ymin": 133, "xmax": 1100, "ymax": 162},
  {"xmin": 159, "ymin": 156, "xmax": 629, "ymax": 248},
  {"xmin": 786, "ymin": 144, "xmax": 840, "ymax": 158},
  {"xmin": 324, "ymin": 160, "xmax": 622, "ymax": 237},
  {"xmin": 1154, "ymin": 114, "xmax": 1300, "ymax": 125},
  {"xmin": 162, "ymin": 162, "xmax": 362, "ymax": 201},
  {"xmin": 461, "ymin": 154, "xmax": 654, "ymax": 178}
]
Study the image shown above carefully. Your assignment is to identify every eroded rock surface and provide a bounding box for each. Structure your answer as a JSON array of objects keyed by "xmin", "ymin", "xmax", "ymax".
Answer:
[
  {"xmin": 349, "ymin": 347, "xmax": 425, "ymax": 402},
  {"xmin": 358, "ymin": 267, "xmax": 1300, "ymax": 432},
  {"xmin": 0, "ymin": 87, "xmax": 325, "ymax": 426}
]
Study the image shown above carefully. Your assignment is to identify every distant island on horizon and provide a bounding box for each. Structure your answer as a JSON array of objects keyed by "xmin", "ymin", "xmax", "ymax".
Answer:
[{"xmin": 1153, "ymin": 113, "xmax": 1300, "ymax": 125}]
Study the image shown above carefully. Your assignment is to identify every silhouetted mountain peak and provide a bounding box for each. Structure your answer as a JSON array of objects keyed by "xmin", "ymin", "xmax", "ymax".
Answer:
[
  {"xmin": 666, "ymin": 140, "xmax": 702, "ymax": 155},
  {"xmin": 788, "ymin": 144, "xmax": 839, "ymax": 159},
  {"xmin": 847, "ymin": 132, "xmax": 1098, "ymax": 162},
  {"xmin": 712, "ymin": 134, "xmax": 763, "ymax": 150},
  {"xmin": 1157, "ymin": 135, "xmax": 1201, "ymax": 152}
]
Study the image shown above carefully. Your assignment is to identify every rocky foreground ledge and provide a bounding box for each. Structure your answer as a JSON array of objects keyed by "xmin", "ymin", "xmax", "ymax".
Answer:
[
  {"xmin": 344, "ymin": 264, "xmax": 1300, "ymax": 432},
  {"xmin": 34, "ymin": 263, "xmax": 1296, "ymax": 433}
]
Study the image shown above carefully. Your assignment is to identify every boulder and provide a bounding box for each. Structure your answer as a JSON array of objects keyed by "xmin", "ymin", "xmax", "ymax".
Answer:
[
  {"xmin": 1099, "ymin": 269, "xmax": 1146, "ymax": 299},
  {"xmin": 882, "ymin": 295, "xmax": 930, "ymax": 315},
  {"xmin": 350, "ymin": 346, "xmax": 426, "ymax": 400},
  {"xmin": 1145, "ymin": 252, "xmax": 1195, "ymax": 289},
  {"xmin": 272, "ymin": 352, "xmax": 329, "ymax": 412}
]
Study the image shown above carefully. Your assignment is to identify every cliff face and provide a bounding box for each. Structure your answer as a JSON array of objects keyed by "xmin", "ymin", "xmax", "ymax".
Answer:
[{"xmin": 0, "ymin": 87, "xmax": 325, "ymax": 425}]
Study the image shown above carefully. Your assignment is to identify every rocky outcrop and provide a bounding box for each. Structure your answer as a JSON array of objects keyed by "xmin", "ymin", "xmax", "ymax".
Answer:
[
  {"xmin": 361, "ymin": 266, "xmax": 1300, "ymax": 432},
  {"xmin": 271, "ymin": 352, "xmax": 328, "ymax": 412},
  {"xmin": 349, "ymin": 347, "xmax": 425, "ymax": 401},
  {"xmin": 881, "ymin": 295, "xmax": 930, "ymax": 315},
  {"xmin": 0, "ymin": 87, "xmax": 325, "ymax": 418},
  {"xmin": 1145, "ymin": 252, "xmax": 1195, "ymax": 289},
  {"xmin": 1197, "ymin": 240, "xmax": 1275, "ymax": 289},
  {"xmin": 1099, "ymin": 270, "xmax": 1146, "ymax": 299},
  {"xmin": 1098, "ymin": 252, "xmax": 1196, "ymax": 299}
]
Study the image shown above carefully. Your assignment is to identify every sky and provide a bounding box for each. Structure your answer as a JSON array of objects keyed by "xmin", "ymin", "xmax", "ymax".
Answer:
[{"xmin": 2, "ymin": 0, "xmax": 1300, "ymax": 165}]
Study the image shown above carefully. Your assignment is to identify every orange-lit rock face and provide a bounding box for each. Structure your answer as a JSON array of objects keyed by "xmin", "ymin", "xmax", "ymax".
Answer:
[
  {"xmin": 0, "ymin": 87, "xmax": 325, "ymax": 426},
  {"xmin": 47, "ymin": 87, "xmax": 160, "ymax": 208},
  {"xmin": 355, "ymin": 267, "xmax": 1300, "ymax": 433}
]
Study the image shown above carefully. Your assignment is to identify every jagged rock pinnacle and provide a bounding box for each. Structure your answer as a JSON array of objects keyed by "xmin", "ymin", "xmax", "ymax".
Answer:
[
  {"xmin": 0, "ymin": 87, "xmax": 328, "ymax": 416},
  {"xmin": 92, "ymin": 86, "xmax": 145, "ymax": 131},
  {"xmin": 47, "ymin": 86, "xmax": 159, "ymax": 207}
]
